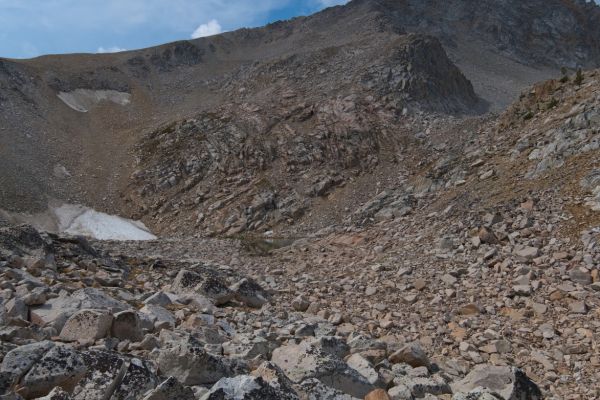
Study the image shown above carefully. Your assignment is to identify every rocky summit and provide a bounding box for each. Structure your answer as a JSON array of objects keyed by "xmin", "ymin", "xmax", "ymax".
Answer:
[{"xmin": 2, "ymin": 0, "xmax": 600, "ymax": 399}]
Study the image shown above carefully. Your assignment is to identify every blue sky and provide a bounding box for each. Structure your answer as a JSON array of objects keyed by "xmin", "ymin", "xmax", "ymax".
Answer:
[{"xmin": 0, "ymin": 0, "xmax": 349, "ymax": 59}]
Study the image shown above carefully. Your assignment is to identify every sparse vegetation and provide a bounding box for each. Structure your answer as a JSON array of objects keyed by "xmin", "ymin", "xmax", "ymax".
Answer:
[{"xmin": 575, "ymin": 68, "xmax": 584, "ymax": 86}]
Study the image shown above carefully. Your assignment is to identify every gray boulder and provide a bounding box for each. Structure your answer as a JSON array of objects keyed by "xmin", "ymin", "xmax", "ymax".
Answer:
[
  {"xmin": 111, "ymin": 358, "xmax": 158, "ymax": 400},
  {"xmin": 272, "ymin": 342, "xmax": 375, "ymax": 398},
  {"xmin": 157, "ymin": 334, "xmax": 246, "ymax": 385},
  {"xmin": 1, "ymin": 341, "xmax": 55, "ymax": 381},
  {"xmin": 451, "ymin": 365, "xmax": 542, "ymax": 400},
  {"xmin": 230, "ymin": 278, "xmax": 270, "ymax": 308},
  {"xmin": 19, "ymin": 345, "xmax": 86, "ymax": 398},
  {"xmin": 202, "ymin": 375, "xmax": 299, "ymax": 400},
  {"xmin": 71, "ymin": 351, "xmax": 126, "ymax": 400},
  {"xmin": 59, "ymin": 309, "xmax": 113, "ymax": 342},
  {"xmin": 171, "ymin": 270, "xmax": 233, "ymax": 306},
  {"xmin": 111, "ymin": 310, "xmax": 143, "ymax": 342}
]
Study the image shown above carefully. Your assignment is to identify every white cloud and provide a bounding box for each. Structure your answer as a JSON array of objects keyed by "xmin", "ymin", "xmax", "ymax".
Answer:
[
  {"xmin": 97, "ymin": 46, "xmax": 126, "ymax": 53},
  {"xmin": 191, "ymin": 19, "xmax": 222, "ymax": 39},
  {"xmin": 318, "ymin": 0, "xmax": 349, "ymax": 6}
]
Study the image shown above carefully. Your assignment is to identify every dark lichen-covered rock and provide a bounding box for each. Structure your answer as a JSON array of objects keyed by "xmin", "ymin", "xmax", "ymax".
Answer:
[
  {"xmin": 141, "ymin": 376, "xmax": 194, "ymax": 400},
  {"xmin": 19, "ymin": 346, "xmax": 86, "ymax": 398},
  {"xmin": 230, "ymin": 278, "xmax": 270, "ymax": 308},
  {"xmin": 1, "ymin": 341, "xmax": 55, "ymax": 381},
  {"xmin": 157, "ymin": 334, "xmax": 247, "ymax": 386},
  {"xmin": 72, "ymin": 351, "xmax": 126, "ymax": 400},
  {"xmin": 451, "ymin": 365, "xmax": 542, "ymax": 400},
  {"xmin": 204, "ymin": 375, "xmax": 300, "ymax": 400},
  {"xmin": 171, "ymin": 270, "xmax": 233, "ymax": 305},
  {"xmin": 111, "ymin": 358, "xmax": 158, "ymax": 400}
]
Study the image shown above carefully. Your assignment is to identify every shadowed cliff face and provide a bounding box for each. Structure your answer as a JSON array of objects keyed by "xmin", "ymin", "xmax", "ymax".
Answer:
[{"xmin": 349, "ymin": 0, "xmax": 600, "ymax": 69}]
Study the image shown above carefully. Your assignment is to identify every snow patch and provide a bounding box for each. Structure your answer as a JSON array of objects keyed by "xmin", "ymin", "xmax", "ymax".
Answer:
[
  {"xmin": 0, "ymin": 203, "xmax": 156, "ymax": 241},
  {"xmin": 54, "ymin": 204, "xmax": 156, "ymax": 241},
  {"xmin": 58, "ymin": 89, "xmax": 131, "ymax": 112}
]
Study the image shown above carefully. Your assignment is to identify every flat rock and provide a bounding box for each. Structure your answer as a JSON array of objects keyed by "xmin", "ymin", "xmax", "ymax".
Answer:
[{"xmin": 451, "ymin": 365, "xmax": 542, "ymax": 400}]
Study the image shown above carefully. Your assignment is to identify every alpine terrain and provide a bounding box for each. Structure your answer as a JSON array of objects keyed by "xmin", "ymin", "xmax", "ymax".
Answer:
[{"xmin": 1, "ymin": 0, "xmax": 600, "ymax": 399}]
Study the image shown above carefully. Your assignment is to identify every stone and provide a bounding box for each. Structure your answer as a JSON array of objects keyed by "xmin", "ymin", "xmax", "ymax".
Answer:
[
  {"xmin": 388, "ymin": 384, "xmax": 412, "ymax": 400},
  {"xmin": 389, "ymin": 342, "xmax": 430, "ymax": 368},
  {"xmin": 142, "ymin": 376, "xmax": 195, "ymax": 400},
  {"xmin": 512, "ymin": 285, "xmax": 532, "ymax": 296},
  {"xmin": 222, "ymin": 335, "xmax": 271, "ymax": 360},
  {"xmin": 230, "ymin": 278, "xmax": 270, "ymax": 308},
  {"xmin": 21, "ymin": 287, "xmax": 47, "ymax": 306},
  {"xmin": 111, "ymin": 358, "xmax": 158, "ymax": 400},
  {"xmin": 71, "ymin": 351, "xmax": 126, "ymax": 400},
  {"xmin": 171, "ymin": 270, "xmax": 234, "ymax": 305},
  {"xmin": 451, "ymin": 365, "xmax": 542, "ymax": 400},
  {"xmin": 297, "ymin": 378, "xmax": 360, "ymax": 400},
  {"xmin": 72, "ymin": 288, "xmax": 129, "ymax": 312},
  {"xmin": 569, "ymin": 268, "xmax": 592, "ymax": 285},
  {"xmin": 1, "ymin": 341, "xmax": 55, "ymax": 380},
  {"xmin": 111, "ymin": 310, "xmax": 143, "ymax": 342},
  {"xmin": 452, "ymin": 388, "xmax": 503, "ymax": 399},
  {"xmin": 441, "ymin": 274, "xmax": 457, "ymax": 286},
  {"xmin": 202, "ymin": 374, "xmax": 299, "ymax": 400},
  {"xmin": 139, "ymin": 304, "xmax": 176, "ymax": 331},
  {"xmin": 569, "ymin": 301, "xmax": 587, "ymax": 314},
  {"xmin": 19, "ymin": 345, "xmax": 87, "ymax": 398},
  {"xmin": 309, "ymin": 336, "xmax": 350, "ymax": 359},
  {"xmin": 394, "ymin": 375, "xmax": 451, "ymax": 398},
  {"xmin": 346, "ymin": 354, "xmax": 385, "ymax": 388},
  {"xmin": 30, "ymin": 295, "xmax": 83, "ymax": 331},
  {"xmin": 5, "ymin": 298, "xmax": 27, "ymax": 320},
  {"xmin": 272, "ymin": 342, "xmax": 375, "ymax": 398},
  {"xmin": 59, "ymin": 309, "xmax": 113, "ymax": 341},
  {"xmin": 291, "ymin": 296, "xmax": 310, "ymax": 312},
  {"xmin": 251, "ymin": 362, "xmax": 298, "ymax": 396},
  {"xmin": 143, "ymin": 292, "xmax": 172, "ymax": 307},
  {"xmin": 157, "ymin": 334, "xmax": 244, "ymax": 385},
  {"xmin": 513, "ymin": 246, "xmax": 539, "ymax": 260}
]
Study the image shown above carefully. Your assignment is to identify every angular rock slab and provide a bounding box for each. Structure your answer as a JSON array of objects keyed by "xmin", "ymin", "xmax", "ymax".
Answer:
[
  {"xmin": 111, "ymin": 358, "xmax": 158, "ymax": 400},
  {"xmin": 1, "ymin": 341, "xmax": 55, "ymax": 381},
  {"xmin": 72, "ymin": 351, "xmax": 126, "ymax": 400},
  {"xmin": 157, "ymin": 335, "xmax": 246, "ymax": 385},
  {"xmin": 230, "ymin": 278, "xmax": 270, "ymax": 308},
  {"xmin": 202, "ymin": 375, "xmax": 299, "ymax": 400},
  {"xmin": 171, "ymin": 270, "xmax": 234, "ymax": 305},
  {"xmin": 272, "ymin": 342, "xmax": 374, "ymax": 398},
  {"xmin": 19, "ymin": 345, "xmax": 86, "ymax": 398},
  {"xmin": 451, "ymin": 365, "xmax": 542, "ymax": 400}
]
